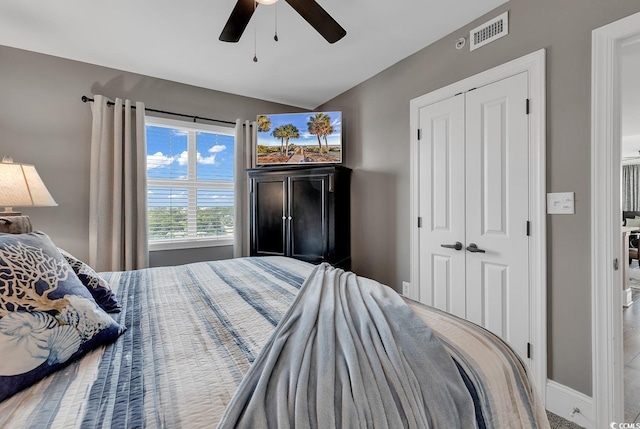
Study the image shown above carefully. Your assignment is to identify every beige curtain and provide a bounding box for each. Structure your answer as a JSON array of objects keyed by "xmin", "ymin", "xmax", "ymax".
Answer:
[
  {"xmin": 89, "ymin": 95, "xmax": 148, "ymax": 271},
  {"xmin": 233, "ymin": 119, "xmax": 256, "ymax": 258}
]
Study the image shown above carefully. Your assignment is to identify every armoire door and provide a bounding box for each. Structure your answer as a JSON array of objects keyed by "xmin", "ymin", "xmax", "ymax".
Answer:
[
  {"xmin": 289, "ymin": 175, "xmax": 328, "ymax": 262},
  {"xmin": 252, "ymin": 177, "xmax": 286, "ymax": 256},
  {"xmin": 418, "ymin": 72, "xmax": 530, "ymax": 359}
]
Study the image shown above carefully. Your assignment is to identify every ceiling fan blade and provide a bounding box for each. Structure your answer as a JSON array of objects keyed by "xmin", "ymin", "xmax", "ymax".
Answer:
[
  {"xmin": 285, "ymin": 0, "xmax": 346, "ymax": 44},
  {"xmin": 219, "ymin": 0, "xmax": 257, "ymax": 43}
]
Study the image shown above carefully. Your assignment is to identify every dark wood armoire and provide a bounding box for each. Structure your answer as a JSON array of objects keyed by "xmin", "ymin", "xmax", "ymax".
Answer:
[{"xmin": 248, "ymin": 165, "xmax": 350, "ymax": 269}]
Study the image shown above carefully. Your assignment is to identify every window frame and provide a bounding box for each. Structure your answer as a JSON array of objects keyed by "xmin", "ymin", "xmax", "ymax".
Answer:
[{"xmin": 145, "ymin": 115, "xmax": 235, "ymax": 251}]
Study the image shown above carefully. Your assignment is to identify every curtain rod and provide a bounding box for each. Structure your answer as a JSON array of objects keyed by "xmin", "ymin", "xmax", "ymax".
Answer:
[{"xmin": 81, "ymin": 96, "xmax": 237, "ymax": 126}]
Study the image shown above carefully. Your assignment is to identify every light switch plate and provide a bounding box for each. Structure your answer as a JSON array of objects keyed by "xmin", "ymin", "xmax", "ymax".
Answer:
[{"xmin": 547, "ymin": 192, "xmax": 575, "ymax": 214}]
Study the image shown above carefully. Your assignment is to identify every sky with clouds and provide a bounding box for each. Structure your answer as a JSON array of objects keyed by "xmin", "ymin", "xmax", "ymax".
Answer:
[
  {"xmin": 146, "ymin": 126, "xmax": 234, "ymax": 207},
  {"xmin": 257, "ymin": 111, "xmax": 342, "ymax": 147}
]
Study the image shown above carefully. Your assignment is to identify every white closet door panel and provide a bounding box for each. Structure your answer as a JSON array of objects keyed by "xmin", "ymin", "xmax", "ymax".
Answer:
[
  {"xmin": 465, "ymin": 262, "xmax": 508, "ymax": 336},
  {"xmin": 465, "ymin": 72, "xmax": 530, "ymax": 359},
  {"xmin": 482, "ymin": 99, "xmax": 508, "ymax": 235},
  {"xmin": 418, "ymin": 95, "xmax": 466, "ymax": 317},
  {"xmin": 431, "ymin": 254, "xmax": 452, "ymax": 311}
]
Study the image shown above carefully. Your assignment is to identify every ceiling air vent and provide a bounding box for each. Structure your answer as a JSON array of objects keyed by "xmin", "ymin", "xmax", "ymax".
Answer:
[{"xmin": 469, "ymin": 11, "xmax": 509, "ymax": 51}]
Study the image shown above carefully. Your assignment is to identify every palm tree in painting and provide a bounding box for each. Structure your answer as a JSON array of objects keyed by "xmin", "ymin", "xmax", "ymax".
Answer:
[
  {"xmin": 321, "ymin": 121, "xmax": 335, "ymax": 154},
  {"xmin": 257, "ymin": 115, "xmax": 271, "ymax": 132},
  {"xmin": 307, "ymin": 113, "xmax": 334, "ymax": 154},
  {"xmin": 281, "ymin": 124, "xmax": 300, "ymax": 156},
  {"xmin": 271, "ymin": 126, "xmax": 286, "ymax": 153},
  {"xmin": 307, "ymin": 113, "xmax": 325, "ymax": 153}
]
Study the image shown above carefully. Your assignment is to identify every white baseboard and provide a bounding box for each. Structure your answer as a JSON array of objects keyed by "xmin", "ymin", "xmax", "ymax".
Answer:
[{"xmin": 545, "ymin": 380, "xmax": 593, "ymax": 428}]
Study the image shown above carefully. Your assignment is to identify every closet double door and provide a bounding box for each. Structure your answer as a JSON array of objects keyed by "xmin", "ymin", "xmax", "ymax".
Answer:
[{"xmin": 418, "ymin": 72, "xmax": 530, "ymax": 358}]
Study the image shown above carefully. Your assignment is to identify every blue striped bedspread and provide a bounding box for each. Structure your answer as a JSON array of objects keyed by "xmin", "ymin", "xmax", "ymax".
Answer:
[
  {"xmin": 0, "ymin": 256, "xmax": 549, "ymax": 428},
  {"xmin": 404, "ymin": 298, "xmax": 549, "ymax": 428}
]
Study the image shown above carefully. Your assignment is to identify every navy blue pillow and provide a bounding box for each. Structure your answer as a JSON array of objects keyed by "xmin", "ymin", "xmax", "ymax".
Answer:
[
  {"xmin": 0, "ymin": 231, "xmax": 126, "ymax": 402},
  {"xmin": 58, "ymin": 248, "xmax": 121, "ymax": 313}
]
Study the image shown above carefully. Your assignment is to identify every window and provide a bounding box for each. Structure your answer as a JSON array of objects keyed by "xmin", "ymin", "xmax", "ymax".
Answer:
[{"xmin": 145, "ymin": 116, "xmax": 235, "ymax": 250}]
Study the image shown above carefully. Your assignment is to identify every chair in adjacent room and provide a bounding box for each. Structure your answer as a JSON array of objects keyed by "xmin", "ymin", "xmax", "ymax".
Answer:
[{"xmin": 630, "ymin": 232, "xmax": 640, "ymax": 266}]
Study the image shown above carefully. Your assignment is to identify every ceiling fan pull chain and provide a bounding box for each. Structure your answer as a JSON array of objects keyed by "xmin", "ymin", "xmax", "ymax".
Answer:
[
  {"xmin": 253, "ymin": 1, "xmax": 258, "ymax": 62},
  {"xmin": 274, "ymin": 3, "xmax": 279, "ymax": 42}
]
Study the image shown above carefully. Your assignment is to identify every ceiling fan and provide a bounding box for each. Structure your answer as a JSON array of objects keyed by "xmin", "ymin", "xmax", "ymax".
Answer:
[{"xmin": 219, "ymin": 0, "xmax": 346, "ymax": 44}]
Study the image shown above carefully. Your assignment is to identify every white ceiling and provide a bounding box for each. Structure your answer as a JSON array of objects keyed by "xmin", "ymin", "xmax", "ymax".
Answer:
[{"xmin": 0, "ymin": 0, "xmax": 508, "ymax": 109}]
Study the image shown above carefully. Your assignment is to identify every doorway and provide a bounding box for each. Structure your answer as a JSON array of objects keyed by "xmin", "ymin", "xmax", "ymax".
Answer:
[
  {"xmin": 621, "ymin": 38, "xmax": 640, "ymax": 422},
  {"xmin": 591, "ymin": 10, "xmax": 640, "ymax": 428}
]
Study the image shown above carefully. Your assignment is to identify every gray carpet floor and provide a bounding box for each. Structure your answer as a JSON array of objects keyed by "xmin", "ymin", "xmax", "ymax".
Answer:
[{"xmin": 547, "ymin": 411, "xmax": 584, "ymax": 428}]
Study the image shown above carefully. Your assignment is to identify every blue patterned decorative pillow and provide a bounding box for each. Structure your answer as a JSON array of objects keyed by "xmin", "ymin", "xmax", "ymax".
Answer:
[
  {"xmin": 0, "ymin": 231, "xmax": 126, "ymax": 402},
  {"xmin": 58, "ymin": 248, "xmax": 121, "ymax": 313}
]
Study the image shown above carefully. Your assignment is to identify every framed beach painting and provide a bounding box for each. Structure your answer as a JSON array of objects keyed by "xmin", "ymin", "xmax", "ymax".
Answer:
[{"xmin": 256, "ymin": 111, "xmax": 342, "ymax": 165}]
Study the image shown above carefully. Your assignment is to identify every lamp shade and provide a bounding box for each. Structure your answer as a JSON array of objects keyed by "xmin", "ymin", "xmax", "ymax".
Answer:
[{"xmin": 0, "ymin": 156, "xmax": 57, "ymax": 212}]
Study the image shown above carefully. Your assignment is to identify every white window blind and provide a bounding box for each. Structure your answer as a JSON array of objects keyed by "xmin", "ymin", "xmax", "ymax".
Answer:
[{"xmin": 146, "ymin": 116, "xmax": 235, "ymax": 250}]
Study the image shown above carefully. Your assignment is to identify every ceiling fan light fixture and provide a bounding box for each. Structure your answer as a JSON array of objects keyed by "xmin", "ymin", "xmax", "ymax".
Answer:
[{"xmin": 219, "ymin": 0, "xmax": 346, "ymax": 44}]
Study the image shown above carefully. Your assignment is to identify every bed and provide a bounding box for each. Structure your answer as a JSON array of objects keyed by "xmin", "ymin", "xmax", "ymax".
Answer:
[{"xmin": 0, "ymin": 235, "xmax": 549, "ymax": 428}]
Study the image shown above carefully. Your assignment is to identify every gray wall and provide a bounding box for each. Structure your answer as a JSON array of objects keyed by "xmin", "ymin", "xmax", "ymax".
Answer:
[
  {"xmin": 320, "ymin": 0, "xmax": 640, "ymax": 396},
  {"xmin": 0, "ymin": 45, "xmax": 300, "ymax": 267}
]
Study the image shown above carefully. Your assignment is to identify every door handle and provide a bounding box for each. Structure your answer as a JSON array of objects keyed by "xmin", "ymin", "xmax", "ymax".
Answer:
[
  {"xmin": 441, "ymin": 242, "xmax": 463, "ymax": 250},
  {"xmin": 466, "ymin": 243, "xmax": 486, "ymax": 253}
]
